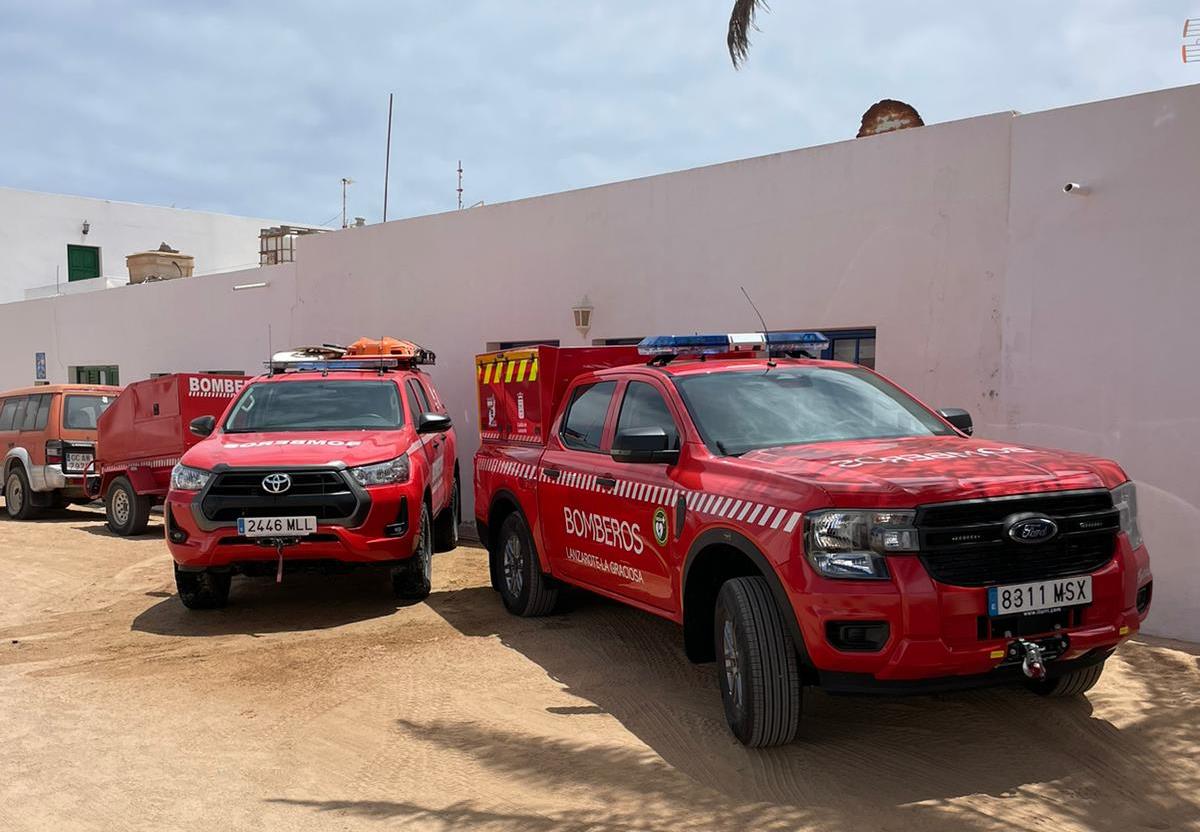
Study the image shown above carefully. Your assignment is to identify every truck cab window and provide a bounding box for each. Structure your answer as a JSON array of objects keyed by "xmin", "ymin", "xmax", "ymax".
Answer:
[
  {"xmin": 560, "ymin": 381, "xmax": 616, "ymax": 452},
  {"xmin": 616, "ymin": 381, "xmax": 679, "ymax": 449}
]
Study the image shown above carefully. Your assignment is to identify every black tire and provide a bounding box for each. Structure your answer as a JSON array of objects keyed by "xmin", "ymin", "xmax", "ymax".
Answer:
[
  {"xmin": 392, "ymin": 501, "xmax": 433, "ymax": 600},
  {"xmin": 494, "ymin": 512, "xmax": 558, "ymax": 617},
  {"xmin": 4, "ymin": 466, "xmax": 41, "ymax": 521},
  {"xmin": 105, "ymin": 477, "xmax": 152, "ymax": 536},
  {"xmin": 714, "ymin": 576, "xmax": 802, "ymax": 747},
  {"xmin": 433, "ymin": 473, "xmax": 460, "ymax": 553},
  {"xmin": 175, "ymin": 564, "xmax": 232, "ymax": 610},
  {"xmin": 1027, "ymin": 660, "xmax": 1107, "ymax": 698}
]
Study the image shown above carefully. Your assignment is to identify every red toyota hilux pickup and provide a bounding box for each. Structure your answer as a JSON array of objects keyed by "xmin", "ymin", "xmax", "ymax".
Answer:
[
  {"xmin": 166, "ymin": 338, "xmax": 459, "ymax": 609},
  {"xmin": 473, "ymin": 333, "xmax": 1152, "ymax": 747}
]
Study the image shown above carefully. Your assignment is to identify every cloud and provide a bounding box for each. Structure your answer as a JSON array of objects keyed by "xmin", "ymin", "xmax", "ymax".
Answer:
[{"xmin": 0, "ymin": 0, "xmax": 1192, "ymax": 225}]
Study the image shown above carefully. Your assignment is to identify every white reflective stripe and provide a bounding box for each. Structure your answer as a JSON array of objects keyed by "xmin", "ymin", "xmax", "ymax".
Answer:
[
  {"xmin": 758, "ymin": 507, "xmax": 776, "ymax": 526},
  {"xmin": 746, "ymin": 504, "xmax": 764, "ymax": 524},
  {"xmin": 770, "ymin": 509, "xmax": 787, "ymax": 529},
  {"xmin": 736, "ymin": 501, "xmax": 753, "ymax": 521},
  {"xmin": 699, "ymin": 494, "xmax": 717, "ymax": 513},
  {"xmin": 717, "ymin": 497, "xmax": 734, "ymax": 515},
  {"xmin": 783, "ymin": 511, "xmax": 802, "ymax": 533},
  {"xmin": 726, "ymin": 499, "xmax": 743, "ymax": 518},
  {"xmin": 686, "ymin": 492, "xmax": 700, "ymax": 509}
]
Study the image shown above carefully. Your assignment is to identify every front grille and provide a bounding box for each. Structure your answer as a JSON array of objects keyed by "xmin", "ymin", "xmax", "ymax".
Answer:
[
  {"xmin": 916, "ymin": 490, "xmax": 1118, "ymax": 587},
  {"xmin": 201, "ymin": 469, "xmax": 364, "ymax": 524}
]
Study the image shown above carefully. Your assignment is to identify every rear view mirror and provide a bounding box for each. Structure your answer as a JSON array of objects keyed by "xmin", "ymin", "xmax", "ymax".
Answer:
[
  {"xmin": 611, "ymin": 427, "xmax": 679, "ymax": 464},
  {"xmin": 937, "ymin": 408, "xmax": 973, "ymax": 436},
  {"xmin": 417, "ymin": 412, "xmax": 453, "ymax": 434},
  {"xmin": 189, "ymin": 415, "xmax": 216, "ymax": 438}
]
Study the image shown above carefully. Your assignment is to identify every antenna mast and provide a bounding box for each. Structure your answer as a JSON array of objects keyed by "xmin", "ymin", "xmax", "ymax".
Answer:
[
  {"xmin": 383, "ymin": 93, "xmax": 394, "ymax": 222},
  {"xmin": 457, "ymin": 161, "xmax": 463, "ymax": 210}
]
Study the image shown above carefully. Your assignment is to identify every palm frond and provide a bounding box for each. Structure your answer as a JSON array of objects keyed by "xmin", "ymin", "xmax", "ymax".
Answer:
[{"xmin": 727, "ymin": 0, "xmax": 770, "ymax": 68}]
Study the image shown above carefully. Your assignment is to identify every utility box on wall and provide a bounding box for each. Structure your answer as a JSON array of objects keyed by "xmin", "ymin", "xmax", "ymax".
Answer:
[{"xmin": 126, "ymin": 243, "xmax": 194, "ymax": 284}]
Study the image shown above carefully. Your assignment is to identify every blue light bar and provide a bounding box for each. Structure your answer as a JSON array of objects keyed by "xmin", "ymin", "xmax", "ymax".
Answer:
[
  {"xmin": 637, "ymin": 331, "xmax": 829, "ymax": 357},
  {"xmin": 267, "ymin": 358, "xmax": 401, "ymax": 373}
]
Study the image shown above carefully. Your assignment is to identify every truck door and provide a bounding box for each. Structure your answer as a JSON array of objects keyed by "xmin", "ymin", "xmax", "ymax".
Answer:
[
  {"xmin": 537, "ymin": 378, "xmax": 674, "ymax": 611},
  {"xmin": 405, "ymin": 377, "xmax": 448, "ymax": 511}
]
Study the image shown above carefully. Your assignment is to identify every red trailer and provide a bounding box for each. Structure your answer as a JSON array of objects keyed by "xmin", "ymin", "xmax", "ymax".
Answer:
[{"xmin": 89, "ymin": 373, "xmax": 248, "ymax": 535}]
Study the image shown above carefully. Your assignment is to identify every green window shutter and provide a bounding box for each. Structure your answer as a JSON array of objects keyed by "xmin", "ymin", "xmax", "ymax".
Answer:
[{"xmin": 66, "ymin": 245, "xmax": 102, "ymax": 282}]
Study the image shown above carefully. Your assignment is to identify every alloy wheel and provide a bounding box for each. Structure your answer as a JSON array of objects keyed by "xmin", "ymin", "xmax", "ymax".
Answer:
[
  {"xmin": 503, "ymin": 535, "xmax": 524, "ymax": 598},
  {"xmin": 722, "ymin": 618, "xmax": 744, "ymax": 714}
]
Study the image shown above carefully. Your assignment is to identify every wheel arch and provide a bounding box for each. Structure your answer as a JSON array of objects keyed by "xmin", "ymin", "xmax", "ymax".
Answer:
[{"xmin": 681, "ymin": 527, "xmax": 810, "ymax": 667}]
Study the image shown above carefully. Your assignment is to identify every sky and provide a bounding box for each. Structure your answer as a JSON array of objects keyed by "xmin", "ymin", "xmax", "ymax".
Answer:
[{"xmin": 1, "ymin": 1, "xmax": 1195, "ymax": 227}]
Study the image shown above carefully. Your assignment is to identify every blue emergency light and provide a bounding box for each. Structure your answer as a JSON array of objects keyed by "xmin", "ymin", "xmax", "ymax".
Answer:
[
  {"xmin": 637, "ymin": 331, "xmax": 830, "ymax": 357},
  {"xmin": 267, "ymin": 357, "xmax": 401, "ymax": 374}
]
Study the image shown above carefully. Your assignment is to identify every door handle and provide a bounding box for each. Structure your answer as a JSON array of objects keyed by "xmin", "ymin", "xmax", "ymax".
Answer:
[
  {"xmin": 543, "ymin": 467, "xmax": 561, "ymax": 480},
  {"xmin": 596, "ymin": 475, "xmax": 617, "ymax": 490}
]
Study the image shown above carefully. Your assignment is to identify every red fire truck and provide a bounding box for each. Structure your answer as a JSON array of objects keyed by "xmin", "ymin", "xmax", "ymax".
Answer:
[
  {"xmin": 88, "ymin": 374, "xmax": 248, "ymax": 535},
  {"xmin": 473, "ymin": 333, "xmax": 1153, "ymax": 746},
  {"xmin": 164, "ymin": 339, "xmax": 459, "ymax": 609}
]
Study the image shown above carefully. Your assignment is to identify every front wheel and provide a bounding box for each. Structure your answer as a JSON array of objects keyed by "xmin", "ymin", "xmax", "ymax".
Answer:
[
  {"xmin": 714, "ymin": 576, "xmax": 802, "ymax": 747},
  {"xmin": 4, "ymin": 467, "xmax": 40, "ymax": 521},
  {"xmin": 1027, "ymin": 660, "xmax": 1107, "ymax": 697},
  {"xmin": 175, "ymin": 565, "xmax": 232, "ymax": 610},
  {"xmin": 494, "ymin": 512, "xmax": 558, "ymax": 617},
  {"xmin": 106, "ymin": 477, "xmax": 152, "ymax": 536},
  {"xmin": 392, "ymin": 502, "xmax": 433, "ymax": 600}
]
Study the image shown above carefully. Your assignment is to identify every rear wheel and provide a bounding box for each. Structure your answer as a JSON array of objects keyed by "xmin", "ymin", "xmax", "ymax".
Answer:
[
  {"xmin": 4, "ymin": 467, "xmax": 40, "ymax": 521},
  {"xmin": 392, "ymin": 502, "xmax": 433, "ymax": 600},
  {"xmin": 1027, "ymin": 660, "xmax": 1107, "ymax": 697},
  {"xmin": 106, "ymin": 477, "xmax": 152, "ymax": 536},
  {"xmin": 433, "ymin": 473, "xmax": 460, "ymax": 552},
  {"xmin": 495, "ymin": 512, "xmax": 558, "ymax": 616},
  {"xmin": 714, "ymin": 576, "xmax": 802, "ymax": 747},
  {"xmin": 175, "ymin": 565, "xmax": 231, "ymax": 610}
]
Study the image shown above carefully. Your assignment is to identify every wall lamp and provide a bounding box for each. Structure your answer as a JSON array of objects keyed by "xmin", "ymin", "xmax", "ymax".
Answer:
[
  {"xmin": 81, "ymin": 220, "xmax": 90, "ymax": 235},
  {"xmin": 232, "ymin": 281, "xmax": 270, "ymax": 291},
  {"xmin": 573, "ymin": 295, "xmax": 593, "ymax": 338}
]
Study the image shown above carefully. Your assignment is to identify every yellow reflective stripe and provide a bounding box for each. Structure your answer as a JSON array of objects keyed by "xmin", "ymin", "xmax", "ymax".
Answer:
[
  {"xmin": 516, "ymin": 359, "xmax": 528, "ymax": 382},
  {"xmin": 505, "ymin": 361, "xmax": 516, "ymax": 382},
  {"xmin": 528, "ymin": 358, "xmax": 539, "ymax": 381},
  {"xmin": 483, "ymin": 364, "xmax": 494, "ymax": 384}
]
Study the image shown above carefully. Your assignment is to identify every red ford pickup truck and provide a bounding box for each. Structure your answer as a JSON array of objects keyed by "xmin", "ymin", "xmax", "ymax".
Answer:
[
  {"xmin": 473, "ymin": 333, "xmax": 1152, "ymax": 747},
  {"xmin": 166, "ymin": 338, "xmax": 459, "ymax": 609}
]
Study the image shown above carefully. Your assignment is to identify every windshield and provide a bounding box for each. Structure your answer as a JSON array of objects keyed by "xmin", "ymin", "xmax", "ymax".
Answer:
[
  {"xmin": 63, "ymin": 395, "xmax": 116, "ymax": 430},
  {"xmin": 675, "ymin": 366, "xmax": 954, "ymax": 455},
  {"xmin": 224, "ymin": 380, "xmax": 403, "ymax": 433}
]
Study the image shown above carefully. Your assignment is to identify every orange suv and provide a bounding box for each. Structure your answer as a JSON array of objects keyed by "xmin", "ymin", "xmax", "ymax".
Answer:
[{"xmin": 1, "ymin": 384, "xmax": 121, "ymax": 519}]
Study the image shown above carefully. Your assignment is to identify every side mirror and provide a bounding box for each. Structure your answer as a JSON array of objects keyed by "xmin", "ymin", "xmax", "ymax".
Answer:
[
  {"xmin": 937, "ymin": 408, "xmax": 973, "ymax": 436},
  {"xmin": 417, "ymin": 412, "xmax": 453, "ymax": 434},
  {"xmin": 611, "ymin": 427, "xmax": 680, "ymax": 464},
  {"xmin": 189, "ymin": 415, "xmax": 216, "ymax": 438}
]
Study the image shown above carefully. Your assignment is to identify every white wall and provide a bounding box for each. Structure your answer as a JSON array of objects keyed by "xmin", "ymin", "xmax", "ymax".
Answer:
[
  {"xmin": 0, "ymin": 85, "xmax": 1195, "ymax": 639},
  {"xmin": 0, "ymin": 187, "xmax": 286, "ymax": 304}
]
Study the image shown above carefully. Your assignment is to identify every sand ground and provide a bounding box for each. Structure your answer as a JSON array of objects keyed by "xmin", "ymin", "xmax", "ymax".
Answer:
[{"xmin": 0, "ymin": 505, "xmax": 1196, "ymax": 831}]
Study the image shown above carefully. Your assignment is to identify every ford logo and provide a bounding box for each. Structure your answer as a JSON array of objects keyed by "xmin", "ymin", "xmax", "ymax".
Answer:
[
  {"xmin": 262, "ymin": 473, "xmax": 292, "ymax": 494},
  {"xmin": 1005, "ymin": 513, "xmax": 1058, "ymax": 544}
]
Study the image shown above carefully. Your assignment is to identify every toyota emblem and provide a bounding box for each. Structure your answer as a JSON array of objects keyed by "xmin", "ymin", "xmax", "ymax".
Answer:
[{"xmin": 262, "ymin": 473, "xmax": 292, "ymax": 494}]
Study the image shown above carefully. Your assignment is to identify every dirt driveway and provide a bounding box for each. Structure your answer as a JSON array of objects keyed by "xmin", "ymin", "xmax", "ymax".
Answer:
[{"xmin": 0, "ymin": 505, "xmax": 1196, "ymax": 831}]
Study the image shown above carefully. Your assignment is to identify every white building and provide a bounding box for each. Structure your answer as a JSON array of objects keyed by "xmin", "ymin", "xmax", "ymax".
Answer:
[
  {"xmin": 0, "ymin": 187, "xmax": 292, "ymax": 307},
  {"xmin": 0, "ymin": 84, "xmax": 1196, "ymax": 641}
]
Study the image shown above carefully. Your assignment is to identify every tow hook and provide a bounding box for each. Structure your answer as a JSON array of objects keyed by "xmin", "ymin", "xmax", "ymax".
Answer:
[{"xmin": 1016, "ymin": 639, "xmax": 1047, "ymax": 681}]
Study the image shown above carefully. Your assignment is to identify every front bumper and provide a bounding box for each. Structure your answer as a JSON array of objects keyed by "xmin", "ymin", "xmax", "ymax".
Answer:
[
  {"xmin": 165, "ymin": 481, "xmax": 422, "ymax": 569},
  {"xmin": 785, "ymin": 534, "xmax": 1150, "ymax": 688}
]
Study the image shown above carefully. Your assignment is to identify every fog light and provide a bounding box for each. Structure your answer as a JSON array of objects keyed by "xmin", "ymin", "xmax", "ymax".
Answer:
[
  {"xmin": 826, "ymin": 621, "xmax": 890, "ymax": 652},
  {"xmin": 384, "ymin": 496, "xmax": 409, "ymax": 538}
]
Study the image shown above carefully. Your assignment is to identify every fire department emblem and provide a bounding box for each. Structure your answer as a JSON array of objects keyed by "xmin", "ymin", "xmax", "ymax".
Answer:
[{"xmin": 652, "ymin": 507, "xmax": 669, "ymax": 546}]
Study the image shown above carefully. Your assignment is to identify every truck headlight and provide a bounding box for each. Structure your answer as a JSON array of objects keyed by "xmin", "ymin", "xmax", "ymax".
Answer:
[
  {"xmin": 348, "ymin": 455, "xmax": 410, "ymax": 487},
  {"xmin": 804, "ymin": 510, "xmax": 917, "ymax": 579},
  {"xmin": 170, "ymin": 464, "xmax": 212, "ymax": 492},
  {"xmin": 1110, "ymin": 481, "xmax": 1143, "ymax": 549}
]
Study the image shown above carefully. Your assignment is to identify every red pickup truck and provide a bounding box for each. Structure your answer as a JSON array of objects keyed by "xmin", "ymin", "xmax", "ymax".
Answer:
[
  {"xmin": 473, "ymin": 334, "xmax": 1153, "ymax": 747},
  {"xmin": 166, "ymin": 339, "xmax": 459, "ymax": 609}
]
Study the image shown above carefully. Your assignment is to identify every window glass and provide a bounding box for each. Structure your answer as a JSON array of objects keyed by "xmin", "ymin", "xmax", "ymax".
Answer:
[
  {"xmin": 412, "ymin": 379, "xmax": 432, "ymax": 412},
  {"xmin": 63, "ymin": 395, "xmax": 115, "ymax": 430},
  {"xmin": 225, "ymin": 381, "xmax": 403, "ymax": 432},
  {"xmin": 405, "ymin": 380, "xmax": 425, "ymax": 424},
  {"xmin": 34, "ymin": 395, "xmax": 51, "ymax": 430},
  {"xmin": 21, "ymin": 395, "xmax": 44, "ymax": 431},
  {"xmin": 561, "ymin": 381, "xmax": 616, "ymax": 452},
  {"xmin": 10, "ymin": 398, "xmax": 29, "ymax": 432},
  {"xmin": 0, "ymin": 399, "xmax": 18, "ymax": 431},
  {"xmin": 675, "ymin": 367, "xmax": 954, "ymax": 456},
  {"xmin": 833, "ymin": 339, "xmax": 857, "ymax": 363},
  {"xmin": 616, "ymin": 382, "xmax": 679, "ymax": 449}
]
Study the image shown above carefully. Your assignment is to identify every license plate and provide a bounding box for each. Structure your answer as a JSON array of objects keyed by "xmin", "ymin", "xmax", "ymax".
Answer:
[
  {"xmin": 65, "ymin": 452, "xmax": 92, "ymax": 473},
  {"xmin": 988, "ymin": 576, "xmax": 1092, "ymax": 616},
  {"xmin": 237, "ymin": 516, "xmax": 317, "ymax": 538}
]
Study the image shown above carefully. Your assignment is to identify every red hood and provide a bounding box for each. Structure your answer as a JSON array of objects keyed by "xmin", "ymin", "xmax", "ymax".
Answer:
[
  {"xmin": 739, "ymin": 435, "xmax": 1127, "ymax": 505},
  {"xmin": 181, "ymin": 430, "xmax": 410, "ymax": 470}
]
